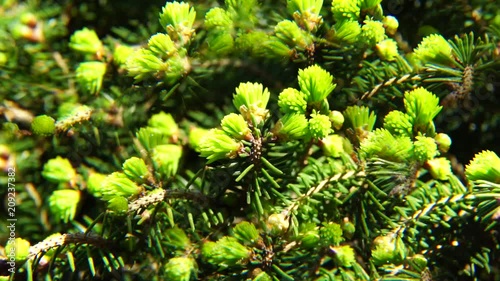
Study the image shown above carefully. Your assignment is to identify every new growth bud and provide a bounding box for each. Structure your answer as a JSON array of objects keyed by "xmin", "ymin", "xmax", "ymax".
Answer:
[
  {"xmin": 159, "ymin": 1, "xmax": 196, "ymax": 44},
  {"xmin": 331, "ymin": 0, "xmax": 360, "ymax": 22},
  {"xmin": 465, "ymin": 150, "xmax": 500, "ymax": 183},
  {"xmin": 278, "ymin": 88, "xmax": 307, "ymax": 114},
  {"xmin": 199, "ymin": 129, "xmax": 243, "ymax": 163},
  {"xmin": 233, "ymin": 82, "xmax": 270, "ymax": 125},
  {"xmin": 221, "ymin": 113, "xmax": 252, "ymax": 141},
  {"xmin": 42, "ymin": 156, "xmax": 76, "ymax": 184},
  {"xmin": 31, "ymin": 115, "xmax": 55, "ymax": 136},
  {"xmin": 75, "ymin": 61, "xmax": 107, "ymax": 95},
  {"xmin": 202, "ymin": 237, "xmax": 252, "ymax": 268},
  {"xmin": 69, "ymin": 28, "xmax": 104, "ymax": 59},
  {"xmin": 122, "ymin": 157, "xmax": 152, "ymax": 184},
  {"xmin": 49, "ymin": 189, "xmax": 81, "ymax": 223},
  {"xmin": 5, "ymin": 238, "xmax": 30, "ymax": 261},
  {"xmin": 308, "ymin": 111, "xmax": 332, "ymax": 139}
]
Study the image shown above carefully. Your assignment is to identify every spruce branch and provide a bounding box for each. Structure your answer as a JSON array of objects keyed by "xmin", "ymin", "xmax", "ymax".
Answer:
[
  {"xmin": 285, "ymin": 169, "xmax": 366, "ymax": 217},
  {"xmin": 27, "ymin": 233, "xmax": 108, "ymax": 260},
  {"xmin": 360, "ymin": 73, "xmax": 422, "ymax": 100}
]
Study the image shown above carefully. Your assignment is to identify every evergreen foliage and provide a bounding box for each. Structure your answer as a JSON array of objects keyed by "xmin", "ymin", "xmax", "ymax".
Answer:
[{"xmin": 0, "ymin": 0, "xmax": 499, "ymax": 280}]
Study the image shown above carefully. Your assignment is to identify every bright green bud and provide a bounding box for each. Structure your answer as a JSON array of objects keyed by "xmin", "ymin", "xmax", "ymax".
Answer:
[
  {"xmin": 148, "ymin": 33, "xmax": 178, "ymax": 58},
  {"xmin": 331, "ymin": 20, "xmax": 361, "ymax": 44},
  {"xmin": 113, "ymin": 44, "xmax": 134, "ymax": 67},
  {"xmin": 5, "ymin": 238, "xmax": 30, "ymax": 261},
  {"xmin": 202, "ymin": 237, "xmax": 252, "ymax": 267},
  {"xmin": 122, "ymin": 157, "xmax": 151, "ymax": 184},
  {"xmin": 383, "ymin": 15, "xmax": 399, "ymax": 35},
  {"xmin": 413, "ymin": 34, "xmax": 453, "ymax": 65},
  {"xmin": 101, "ymin": 172, "xmax": 142, "ymax": 199},
  {"xmin": 152, "ymin": 144, "xmax": 183, "ymax": 179},
  {"xmin": 165, "ymin": 227, "xmax": 191, "ymax": 249},
  {"xmin": 188, "ymin": 127, "xmax": 210, "ymax": 152},
  {"xmin": 221, "ymin": 113, "xmax": 252, "ymax": 140},
  {"xmin": 404, "ymin": 87, "xmax": 442, "ymax": 133},
  {"xmin": 360, "ymin": 129, "xmax": 414, "ymax": 162},
  {"xmin": 205, "ymin": 7, "xmax": 233, "ymax": 30},
  {"xmin": 371, "ymin": 234, "xmax": 406, "ymax": 265},
  {"xmin": 136, "ymin": 127, "xmax": 169, "ymax": 152},
  {"xmin": 69, "ymin": 28, "xmax": 104, "ymax": 57},
  {"xmin": 49, "ymin": 189, "xmax": 81, "ymax": 223},
  {"xmin": 42, "ymin": 156, "xmax": 76, "ymax": 184},
  {"xmin": 331, "ymin": 0, "xmax": 360, "ymax": 22},
  {"xmin": 275, "ymin": 20, "xmax": 313, "ymax": 49},
  {"xmin": 148, "ymin": 111, "xmax": 179, "ymax": 138},
  {"xmin": 253, "ymin": 272, "xmax": 272, "ymax": 281},
  {"xmin": 159, "ymin": 1, "xmax": 196, "ymax": 43},
  {"xmin": 344, "ymin": 106, "xmax": 377, "ymax": 144},
  {"xmin": 31, "ymin": 115, "xmax": 55, "ymax": 136},
  {"xmin": 359, "ymin": 0, "xmax": 382, "ymax": 10},
  {"xmin": 308, "ymin": 112, "xmax": 332, "ymax": 139},
  {"xmin": 107, "ymin": 196, "xmax": 128, "ymax": 213},
  {"xmin": 278, "ymin": 88, "xmax": 307, "ymax": 114},
  {"xmin": 76, "ymin": 61, "xmax": 107, "ymax": 95},
  {"xmin": 361, "ymin": 19, "xmax": 386, "ymax": 47},
  {"xmin": 287, "ymin": 0, "xmax": 324, "ymax": 31},
  {"xmin": 320, "ymin": 222, "xmax": 343, "ymax": 246},
  {"xmin": 384, "ymin": 110, "xmax": 413, "ymax": 137},
  {"xmin": 331, "ymin": 245, "xmax": 355, "ymax": 267},
  {"xmin": 126, "ymin": 49, "xmax": 164, "ymax": 82},
  {"xmin": 206, "ymin": 31, "xmax": 234, "ymax": 55},
  {"xmin": 201, "ymin": 242, "xmax": 219, "ymax": 259},
  {"xmin": 435, "ymin": 133, "xmax": 452, "ymax": 153},
  {"xmin": 426, "ymin": 157, "xmax": 452, "ymax": 180},
  {"xmin": 233, "ymin": 221, "xmax": 260, "ymax": 245},
  {"xmin": 413, "ymin": 136, "xmax": 438, "ymax": 162},
  {"xmin": 164, "ymin": 257, "xmax": 197, "ymax": 281},
  {"xmin": 87, "ymin": 172, "xmax": 106, "ymax": 197},
  {"xmin": 273, "ymin": 114, "xmax": 309, "ymax": 140},
  {"xmin": 262, "ymin": 37, "xmax": 294, "ymax": 59},
  {"xmin": 343, "ymin": 105, "xmax": 377, "ymax": 133},
  {"xmin": 329, "ymin": 110, "xmax": 344, "ymax": 130},
  {"xmin": 199, "ymin": 129, "xmax": 243, "ymax": 163},
  {"xmin": 266, "ymin": 213, "xmax": 289, "ymax": 236},
  {"xmin": 299, "ymin": 65, "xmax": 336, "ymax": 104},
  {"xmin": 465, "ymin": 150, "xmax": 500, "ymax": 183},
  {"xmin": 233, "ymin": 82, "xmax": 270, "ymax": 125},
  {"xmin": 321, "ymin": 134, "xmax": 345, "ymax": 157},
  {"xmin": 376, "ymin": 38, "xmax": 399, "ymax": 61}
]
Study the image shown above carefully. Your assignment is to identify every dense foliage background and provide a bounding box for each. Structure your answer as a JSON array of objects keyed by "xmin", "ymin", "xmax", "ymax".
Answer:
[{"xmin": 1, "ymin": 0, "xmax": 499, "ymax": 280}]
